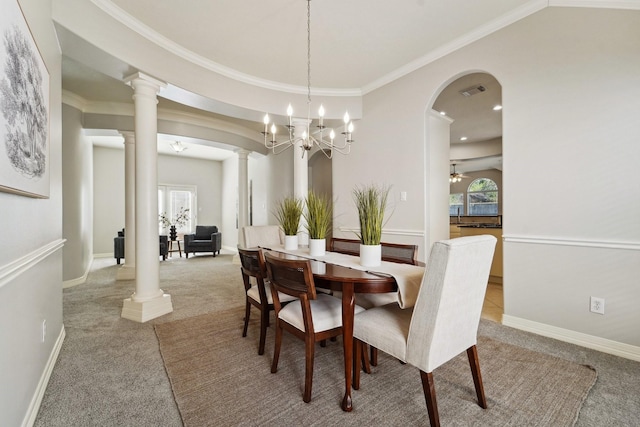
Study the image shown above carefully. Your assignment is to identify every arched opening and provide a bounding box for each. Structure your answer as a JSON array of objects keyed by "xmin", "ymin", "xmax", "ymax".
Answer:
[{"xmin": 429, "ymin": 71, "xmax": 504, "ymax": 323}]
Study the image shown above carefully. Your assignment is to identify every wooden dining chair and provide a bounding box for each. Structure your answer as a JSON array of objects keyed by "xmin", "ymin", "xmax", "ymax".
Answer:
[
  {"xmin": 238, "ymin": 248, "xmax": 296, "ymax": 355},
  {"xmin": 264, "ymin": 252, "xmax": 365, "ymax": 403},
  {"xmin": 353, "ymin": 235, "xmax": 497, "ymax": 427}
]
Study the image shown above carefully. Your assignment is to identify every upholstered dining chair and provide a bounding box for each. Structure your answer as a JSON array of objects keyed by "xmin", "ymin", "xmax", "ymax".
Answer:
[
  {"xmin": 241, "ymin": 225, "xmax": 284, "ymax": 249},
  {"xmin": 264, "ymin": 252, "xmax": 365, "ymax": 403},
  {"xmin": 238, "ymin": 248, "xmax": 297, "ymax": 355},
  {"xmin": 353, "ymin": 235, "xmax": 497, "ymax": 427}
]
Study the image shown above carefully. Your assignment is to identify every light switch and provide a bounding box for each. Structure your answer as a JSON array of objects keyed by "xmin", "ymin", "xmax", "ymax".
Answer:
[{"xmin": 400, "ymin": 191, "xmax": 407, "ymax": 201}]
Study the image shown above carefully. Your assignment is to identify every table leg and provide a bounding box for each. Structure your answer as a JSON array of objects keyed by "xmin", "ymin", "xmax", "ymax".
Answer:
[{"xmin": 341, "ymin": 283, "xmax": 355, "ymax": 412}]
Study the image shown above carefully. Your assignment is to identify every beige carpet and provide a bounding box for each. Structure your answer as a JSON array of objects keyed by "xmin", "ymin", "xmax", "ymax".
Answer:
[{"xmin": 155, "ymin": 307, "xmax": 597, "ymax": 427}]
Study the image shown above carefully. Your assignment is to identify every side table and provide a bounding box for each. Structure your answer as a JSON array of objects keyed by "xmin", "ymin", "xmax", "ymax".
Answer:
[{"xmin": 168, "ymin": 239, "xmax": 182, "ymax": 258}]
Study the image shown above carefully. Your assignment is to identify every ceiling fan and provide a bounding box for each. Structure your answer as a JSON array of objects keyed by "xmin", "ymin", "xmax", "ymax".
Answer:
[{"xmin": 449, "ymin": 163, "xmax": 470, "ymax": 183}]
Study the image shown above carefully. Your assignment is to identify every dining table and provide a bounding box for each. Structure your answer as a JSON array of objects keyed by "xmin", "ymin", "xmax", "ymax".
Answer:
[{"xmin": 263, "ymin": 246, "xmax": 425, "ymax": 412}]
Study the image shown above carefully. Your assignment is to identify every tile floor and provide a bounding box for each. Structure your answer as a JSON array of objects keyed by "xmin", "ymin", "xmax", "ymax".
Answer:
[{"xmin": 481, "ymin": 282, "xmax": 503, "ymax": 323}]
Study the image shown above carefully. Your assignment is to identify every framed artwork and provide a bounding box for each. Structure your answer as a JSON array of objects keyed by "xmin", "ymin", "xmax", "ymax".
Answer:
[{"xmin": 0, "ymin": 0, "xmax": 50, "ymax": 198}]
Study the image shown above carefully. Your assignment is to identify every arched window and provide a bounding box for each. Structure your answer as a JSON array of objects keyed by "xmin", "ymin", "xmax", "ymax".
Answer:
[{"xmin": 467, "ymin": 178, "xmax": 498, "ymax": 215}]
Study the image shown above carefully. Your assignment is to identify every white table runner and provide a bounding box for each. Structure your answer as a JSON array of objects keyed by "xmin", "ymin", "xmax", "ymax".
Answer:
[{"xmin": 262, "ymin": 245, "xmax": 425, "ymax": 309}]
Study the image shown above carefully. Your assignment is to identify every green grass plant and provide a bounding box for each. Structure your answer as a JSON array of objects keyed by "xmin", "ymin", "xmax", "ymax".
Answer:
[
  {"xmin": 274, "ymin": 196, "xmax": 303, "ymax": 236},
  {"xmin": 304, "ymin": 191, "xmax": 333, "ymax": 239},
  {"xmin": 353, "ymin": 184, "xmax": 390, "ymax": 245}
]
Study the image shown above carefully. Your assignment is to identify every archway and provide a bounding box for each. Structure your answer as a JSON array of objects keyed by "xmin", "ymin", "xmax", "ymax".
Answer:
[{"xmin": 428, "ymin": 71, "xmax": 504, "ymax": 322}]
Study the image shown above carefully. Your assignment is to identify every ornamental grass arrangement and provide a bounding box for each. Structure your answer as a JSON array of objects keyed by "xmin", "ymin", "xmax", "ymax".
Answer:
[
  {"xmin": 353, "ymin": 184, "xmax": 391, "ymax": 246},
  {"xmin": 274, "ymin": 196, "xmax": 303, "ymax": 236},
  {"xmin": 303, "ymin": 190, "xmax": 333, "ymax": 240}
]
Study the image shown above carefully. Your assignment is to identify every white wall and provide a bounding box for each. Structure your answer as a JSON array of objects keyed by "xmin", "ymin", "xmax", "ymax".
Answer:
[
  {"xmin": 62, "ymin": 104, "xmax": 94, "ymax": 283},
  {"xmin": 333, "ymin": 7, "xmax": 640, "ymax": 352},
  {"xmin": 0, "ymin": 0, "xmax": 64, "ymax": 425}
]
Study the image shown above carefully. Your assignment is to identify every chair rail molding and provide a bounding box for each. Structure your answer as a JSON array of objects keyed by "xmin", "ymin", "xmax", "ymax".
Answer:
[
  {"xmin": 502, "ymin": 234, "xmax": 640, "ymax": 251},
  {"xmin": 0, "ymin": 239, "xmax": 65, "ymax": 289}
]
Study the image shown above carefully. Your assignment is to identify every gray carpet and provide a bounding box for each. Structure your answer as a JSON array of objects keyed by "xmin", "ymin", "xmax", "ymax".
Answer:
[
  {"xmin": 34, "ymin": 251, "xmax": 640, "ymax": 426},
  {"xmin": 155, "ymin": 307, "xmax": 596, "ymax": 426}
]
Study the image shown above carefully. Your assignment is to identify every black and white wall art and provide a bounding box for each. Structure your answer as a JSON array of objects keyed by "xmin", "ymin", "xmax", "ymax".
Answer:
[{"xmin": 0, "ymin": 0, "xmax": 50, "ymax": 198}]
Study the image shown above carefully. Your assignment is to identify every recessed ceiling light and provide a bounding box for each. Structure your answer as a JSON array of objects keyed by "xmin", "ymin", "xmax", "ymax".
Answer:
[
  {"xmin": 460, "ymin": 136, "xmax": 467, "ymax": 141},
  {"xmin": 493, "ymin": 105, "xmax": 502, "ymax": 111}
]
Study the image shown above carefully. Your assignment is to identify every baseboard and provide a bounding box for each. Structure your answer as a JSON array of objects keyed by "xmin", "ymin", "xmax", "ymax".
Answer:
[
  {"xmin": 93, "ymin": 252, "xmax": 113, "ymax": 259},
  {"xmin": 22, "ymin": 325, "xmax": 66, "ymax": 427},
  {"xmin": 502, "ymin": 314, "xmax": 640, "ymax": 362},
  {"xmin": 63, "ymin": 258, "xmax": 94, "ymax": 289}
]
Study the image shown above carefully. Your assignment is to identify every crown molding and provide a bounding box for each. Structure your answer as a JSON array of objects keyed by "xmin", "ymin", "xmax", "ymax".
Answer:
[
  {"xmin": 549, "ymin": 0, "xmax": 640, "ymax": 9},
  {"xmin": 61, "ymin": 90, "xmax": 87, "ymax": 111},
  {"xmin": 91, "ymin": 0, "xmax": 360, "ymax": 97},
  {"xmin": 362, "ymin": 0, "xmax": 548, "ymax": 94}
]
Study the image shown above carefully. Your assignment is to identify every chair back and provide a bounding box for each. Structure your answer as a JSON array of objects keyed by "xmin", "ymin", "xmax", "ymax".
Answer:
[
  {"xmin": 381, "ymin": 242, "xmax": 419, "ymax": 265},
  {"xmin": 195, "ymin": 225, "xmax": 218, "ymax": 239},
  {"xmin": 330, "ymin": 238, "xmax": 360, "ymax": 256},
  {"xmin": 406, "ymin": 235, "xmax": 496, "ymax": 372},
  {"xmin": 331, "ymin": 237, "xmax": 418, "ymax": 265},
  {"xmin": 264, "ymin": 252, "xmax": 316, "ymax": 300},
  {"xmin": 238, "ymin": 247, "xmax": 267, "ymax": 293},
  {"xmin": 242, "ymin": 226, "xmax": 284, "ymax": 249}
]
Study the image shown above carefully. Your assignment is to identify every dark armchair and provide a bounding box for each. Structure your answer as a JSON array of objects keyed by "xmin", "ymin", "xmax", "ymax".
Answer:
[
  {"xmin": 184, "ymin": 225, "xmax": 222, "ymax": 258},
  {"xmin": 114, "ymin": 229, "xmax": 168, "ymax": 264}
]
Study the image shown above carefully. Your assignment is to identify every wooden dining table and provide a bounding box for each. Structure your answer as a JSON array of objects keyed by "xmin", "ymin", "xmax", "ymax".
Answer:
[{"xmin": 265, "ymin": 250, "xmax": 398, "ymax": 412}]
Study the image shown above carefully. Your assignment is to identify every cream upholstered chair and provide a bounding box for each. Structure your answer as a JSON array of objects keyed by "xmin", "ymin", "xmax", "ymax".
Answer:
[
  {"xmin": 238, "ymin": 248, "xmax": 297, "ymax": 355},
  {"xmin": 353, "ymin": 235, "xmax": 497, "ymax": 427},
  {"xmin": 264, "ymin": 252, "xmax": 365, "ymax": 403},
  {"xmin": 241, "ymin": 225, "xmax": 284, "ymax": 249}
]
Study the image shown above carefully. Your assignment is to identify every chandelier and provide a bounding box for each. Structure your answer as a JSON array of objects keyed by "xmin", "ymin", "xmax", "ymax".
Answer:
[{"xmin": 262, "ymin": 0, "xmax": 354, "ymax": 159}]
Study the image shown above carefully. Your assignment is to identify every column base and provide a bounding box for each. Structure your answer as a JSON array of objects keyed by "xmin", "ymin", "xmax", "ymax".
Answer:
[
  {"xmin": 116, "ymin": 265, "xmax": 136, "ymax": 281},
  {"xmin": 121, "ymin": 293, "xmax": 173, "ymax": 323}
]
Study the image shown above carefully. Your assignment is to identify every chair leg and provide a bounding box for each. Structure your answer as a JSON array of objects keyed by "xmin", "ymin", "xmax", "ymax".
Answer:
[
  {"xmin": 467, "ymin": 345, "xmax": 487, "ymax": 409},
  {"xmin": 353, "ymin": 338, "xmax": 362, "ymax": 390},
  {"xmin": 420, "ymin": 370, "xmax": 440, "ymax": 427},
  {"xmin": 303, "ymin": 337, "xmax": 315, "ymax": 403},
  {"xmin": 258, "ymin": 308, "xmax": 269, "ymax": 355},
  {"xmin": 242, "ymin": 300, "xmax": 251, "ymax": 338},
  {"xmin": 271, "ymin": 323, "xmax": 282, "ymax": 374},
  {"xmin": 370, "ymin": 346, "xmax": 378, "ymax": 366},
  {"xmin": 320, "ymin": 339, "xmax": 327, "ymax": 347},
  {"xmin": 361, "ymin": 343, "xmax": 371, "ymax": 374}
]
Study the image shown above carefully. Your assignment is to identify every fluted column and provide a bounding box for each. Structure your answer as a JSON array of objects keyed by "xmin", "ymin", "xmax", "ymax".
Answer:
[
  {"xmin": 293, "ymin": 118, "xmax": 310, "ymax": 245},
  {"xmin": 116, "ymin": 131, "xmax": 136, "ymax": 280},
  {"xmin": 121, "ymin": 72, "xmax": 173, "ymax": 323},
  {"xmin": 237, "ymin": 149, "xmax": 250, "ymax": 247}
]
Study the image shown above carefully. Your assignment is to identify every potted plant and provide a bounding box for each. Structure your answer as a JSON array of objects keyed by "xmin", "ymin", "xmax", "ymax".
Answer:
[
  {"xmin": 353, "ymin": 184, "xmax": 390, "ymax": 267},
  {"xmin": 159, "ymin": 207, "xmax": 190, "ymax": 241},
  {"xmin": 274, "ymin": 196, "xmax": 303, "ymax": 250},
  {"xmin": 303, "ymin": 190, "xmax": 333, "ymax": 257}
]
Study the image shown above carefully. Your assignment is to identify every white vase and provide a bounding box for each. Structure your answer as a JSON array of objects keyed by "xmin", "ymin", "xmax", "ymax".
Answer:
[
  {"xmin": 284, "ymin": 235, "xmax": 298, "ymax": 250},
  {"xmin": 309, "ymin": 238, "xmax": 326, "ymax": 257},
  {"xmin": 360, "ymin": 244, "xmax": 382, "ymax": 267}
]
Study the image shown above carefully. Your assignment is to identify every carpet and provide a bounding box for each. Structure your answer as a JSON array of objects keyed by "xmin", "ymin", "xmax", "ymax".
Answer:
[{"xmin": 154, "ymin": 307, "xmax": 597, "ymax": 426}]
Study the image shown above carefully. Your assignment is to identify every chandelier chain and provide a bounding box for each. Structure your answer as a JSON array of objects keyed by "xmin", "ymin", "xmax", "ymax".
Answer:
[
  {"xmin": 307, "ymin": 0, "xmax": 311, "ymax": 106},
  {"xmin": 261, "ymin": 0, "xmax": 353, "ymax": 159}
]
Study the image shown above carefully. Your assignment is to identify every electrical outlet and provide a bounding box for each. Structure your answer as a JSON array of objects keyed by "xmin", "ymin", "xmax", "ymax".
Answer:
[
  {"xmin": 590, "ymin": 297, "xmax": 605, "ymax": 315},
  {"xmin": 41, "ymin": 319, "xmax": 46, "ymax": 342}
]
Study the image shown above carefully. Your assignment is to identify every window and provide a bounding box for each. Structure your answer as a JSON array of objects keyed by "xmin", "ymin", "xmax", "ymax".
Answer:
[
  {"xmin": 449, "ymin": 193, "xmax": 464, "ymax": 216},
  {"xmin": 158, "ymin": 185, "xmax": 197, "ymax": 235},
  {"xmin": 467, "ymin": 178, "xmax": 498, "ymax": 215}
]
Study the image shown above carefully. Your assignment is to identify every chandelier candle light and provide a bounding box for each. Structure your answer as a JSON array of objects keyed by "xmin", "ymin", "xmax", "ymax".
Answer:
[{"xmin": 262, "ymin": 0, "xmax": 354, "ymax": 159}]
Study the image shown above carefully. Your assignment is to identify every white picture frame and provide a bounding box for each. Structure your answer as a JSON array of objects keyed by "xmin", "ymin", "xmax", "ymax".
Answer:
[{"xmin": 0, "ymin": 0, "xmax": 50, "ymax": 198}]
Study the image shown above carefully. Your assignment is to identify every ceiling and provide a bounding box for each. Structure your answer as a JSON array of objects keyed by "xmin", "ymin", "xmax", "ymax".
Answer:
[{"xmin": 60, "ymin": 0, "xmax": 527, "ymax": 167}]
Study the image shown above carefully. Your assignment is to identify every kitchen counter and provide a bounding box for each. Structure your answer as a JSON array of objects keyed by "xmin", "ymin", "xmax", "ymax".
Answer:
[{"xmin": 450, "ymin": 223, "xmax": 503, "ymax": 282}]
